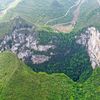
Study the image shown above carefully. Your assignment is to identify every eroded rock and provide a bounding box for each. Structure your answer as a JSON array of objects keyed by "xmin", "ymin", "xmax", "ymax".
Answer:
[{"xmin": 76, "ymin": 27, "xmax": 100, "ymax": 69}]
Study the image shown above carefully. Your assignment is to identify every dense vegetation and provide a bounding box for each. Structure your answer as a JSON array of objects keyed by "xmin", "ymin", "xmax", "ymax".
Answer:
[
  {"xmin": 27, "ymin": 29, "xmax": 92, "ymax": 82},
  {"xmin": 0, "ymin": 52, "xmax": 99, "ymax": 100},
  {"xmin": 0, "ymin": 17, "xmax": 93, "ymax": 82}
]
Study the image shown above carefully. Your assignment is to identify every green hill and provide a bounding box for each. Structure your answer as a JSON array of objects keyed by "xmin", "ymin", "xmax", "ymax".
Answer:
[
  {"xmin": 0, "ymin": 52, "xmax": 99, "ymax": 100},
  {"xmin": 82, "ymin": 68, "xmax": 100, "ymax": 100},
  {"xmin": 0, "ymin": 52, "xmax": 74, "ymax": 100}
]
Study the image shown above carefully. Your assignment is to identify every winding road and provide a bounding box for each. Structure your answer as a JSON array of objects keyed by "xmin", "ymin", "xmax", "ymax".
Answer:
[
  {"xmin": 45, "ymin": 0, "xmax": 82, "ymax": 25},
  {"xmin": 45, "ymin": 0, "xmax": 86, "ymax": 33},
  {"xmin": 0, "ymin": 0, "xmax": 99, "ymax": 32}
]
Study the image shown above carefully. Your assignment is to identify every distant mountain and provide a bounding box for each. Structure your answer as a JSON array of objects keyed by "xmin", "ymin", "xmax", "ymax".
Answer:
[
  {"xmin": 0, "ymin": 0, "xmax": 78, "ymax": 25},
  {"xmin": 0, "ymin": 0, "xmax": 99, "ymax": 32}
]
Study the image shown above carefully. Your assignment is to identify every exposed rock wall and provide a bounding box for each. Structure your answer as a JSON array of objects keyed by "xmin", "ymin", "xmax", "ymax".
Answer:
[
  {"xmin": 76, "ymin": 27, "xmax": 100, "ymax": 69},
  {"xmin": 0, "ymin": 18, "xmax": 56, "ymax": 64}
]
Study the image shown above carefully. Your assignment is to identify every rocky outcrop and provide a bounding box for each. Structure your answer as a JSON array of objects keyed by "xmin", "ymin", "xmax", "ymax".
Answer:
[
  {"xmin": 31, "ymin": 55, "xmax": 50, "ymax": 64},
  {"xmin": 76, "ymin": 27, "xmax": 100, "ymax": 69},
  {"xmin": 0, "ymin": 17, "xmax": 56, "ymax": 64}
]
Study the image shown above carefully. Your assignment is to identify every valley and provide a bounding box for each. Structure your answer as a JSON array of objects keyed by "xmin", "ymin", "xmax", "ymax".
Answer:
[
  {"xmin": 0, "ymin": 17, "xmax": 93, "ymax": 82},
  {"xmin": 0, "ymin": 0, "xmax": 99, "ymax": 82},
  {"xmin": 0, "ymin": 0, "xmax": 100, "ymax": 100}
]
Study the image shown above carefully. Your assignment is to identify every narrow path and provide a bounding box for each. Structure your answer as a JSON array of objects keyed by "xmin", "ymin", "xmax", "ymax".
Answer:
[
  {"xmin": 52, "ymin": 0, "xmax": 86, "ymax": 33},
  {"xmin": 45, "ymin": 0, "xmax": 81, "ymax": 25},
  {"xmin": 54, "ymin": 0, "xmax": 85, "ymax": 26}
]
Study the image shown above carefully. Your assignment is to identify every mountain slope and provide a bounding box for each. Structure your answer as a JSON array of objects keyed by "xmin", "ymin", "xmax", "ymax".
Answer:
[
  {"xmin": 74, "ymin": 0, "xmax": 100, "ymax": 31},
  {"xmin": 0, "ymin": 51, "xmax": 21, "ymax": 92},
  {"xmin": 0, "ymin": 52, "xmax": 99, "ymax": 100},
  {"xmin": 82, "ymin": 68, "xmax": 100, "ymax": 100},
  {"xmin": 0, "ymin": 0, "xmax": 79, "ymax": 25},
  {"xmin": 74, "ymin": 67, "xmax": 100, "ymax": 100},
  {"xmin": 0, "ymin": 0, "xmax": 100, "ymax": 33},
  {"xmin": 0, "ymin": 52, "xmax": 74, "ymax": 100},
  {"xmin": 0, "ymin": 17, "xmax": 93, "ymax": 82}
]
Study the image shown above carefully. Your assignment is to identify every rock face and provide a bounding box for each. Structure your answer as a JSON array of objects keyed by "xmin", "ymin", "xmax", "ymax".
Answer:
[
  {"xmin": 31, "ymin": 55, "xmax": 50, "ymax": 64},
  {"xmin": 0, "ymin": 17, "xmax": 55, "ymax": 64},
  {"xmin": 76, "ymin": 27, "xmax": 100, "ymax": 69}
]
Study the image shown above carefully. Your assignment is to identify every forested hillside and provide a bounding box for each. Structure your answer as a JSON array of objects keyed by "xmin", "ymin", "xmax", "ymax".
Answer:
[
  {"xmin": 0, "ymin": 17, "xmax": 93, "ymax": 82},
  {"xmin": 0, "ymin": 52, "xmax": 99, "ymax": 100}
]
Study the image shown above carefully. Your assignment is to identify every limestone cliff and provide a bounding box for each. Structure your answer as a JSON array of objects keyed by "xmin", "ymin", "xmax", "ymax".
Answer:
[{"xmin": 76, "ymin": 27, "xmax": 100, "ymax": 69}]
